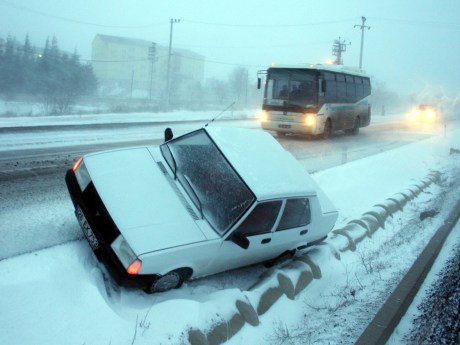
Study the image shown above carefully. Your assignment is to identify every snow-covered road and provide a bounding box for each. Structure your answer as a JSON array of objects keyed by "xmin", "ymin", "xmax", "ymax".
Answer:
[{"xmin": 0, "ymin": 110, "xmax": 459, "ymax": 345}]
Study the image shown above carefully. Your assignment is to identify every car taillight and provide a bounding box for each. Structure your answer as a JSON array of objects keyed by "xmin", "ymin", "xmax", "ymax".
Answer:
[{"xmin": 127, "ymin": 259, "xmax": 142, "ymax": 275}]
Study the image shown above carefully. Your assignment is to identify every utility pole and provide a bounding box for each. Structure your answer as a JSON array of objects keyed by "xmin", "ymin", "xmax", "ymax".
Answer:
[
  {"xmin": 354, "ymin": 16, "xmax": 370, "ymax": 69},
  {"xmin": 148, "ymin": 42, "xmax": 156, "ymax": 100},
  {"xmin": 332, "ymin": 37, "xmax": 350, "ymax": 65},
  {"xmin": 166, "ymin": 18, "xmax": 180, "ymax": 109}
]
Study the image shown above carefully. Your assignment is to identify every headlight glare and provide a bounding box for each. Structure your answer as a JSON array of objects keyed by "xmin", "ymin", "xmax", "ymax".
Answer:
[
  {"xmin": 304, "ymin": 114, "xmax": 316, "ymax": 126},
  {"xmin": 259, "ymin": 110, "xmax": 269, "ymax": 122}
]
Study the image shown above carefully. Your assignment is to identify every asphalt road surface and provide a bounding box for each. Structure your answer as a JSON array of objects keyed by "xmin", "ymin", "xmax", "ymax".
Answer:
[{"xmin": 0, "ymin": 117, "xmax": 457, "ymax": 260}]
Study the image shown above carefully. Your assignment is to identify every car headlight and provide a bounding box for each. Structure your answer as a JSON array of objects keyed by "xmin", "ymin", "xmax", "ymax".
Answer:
[
  {"xmin": 304, "ymin": 113, "xmax": 316, "ymax": 126},
  {"xmin": 73, "ymin": 158, "xmax": 91, "ymax": 192},
  {"xmin": 111, "ymin": 235, "xmax": 142, "ymax": 275}
]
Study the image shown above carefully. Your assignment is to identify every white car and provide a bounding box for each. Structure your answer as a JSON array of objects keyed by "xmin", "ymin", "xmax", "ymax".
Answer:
[{"xmin": 66, "ymin": 126, "xmax": 338, "ymax": 293}]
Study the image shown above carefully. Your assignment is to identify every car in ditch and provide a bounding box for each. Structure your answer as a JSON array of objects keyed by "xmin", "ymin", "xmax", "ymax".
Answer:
[{"xmin": 65, "ymin": 126, "xmax": 338, "ymax": 293}]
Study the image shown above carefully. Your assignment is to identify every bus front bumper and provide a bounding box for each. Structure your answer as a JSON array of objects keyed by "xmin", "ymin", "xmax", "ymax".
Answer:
[{"xmin": 261, "ymin": 121, "xmax": 318, "ymax": 136}]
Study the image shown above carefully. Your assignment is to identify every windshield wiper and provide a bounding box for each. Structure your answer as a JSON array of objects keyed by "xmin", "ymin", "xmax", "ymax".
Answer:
[
  {"xmin": 182, "ymin": 174, "xmax": 203, "ymax": 219},
  {"xmin": 162, "ymin": 144, "xmax": 177, "ymax": 180}
]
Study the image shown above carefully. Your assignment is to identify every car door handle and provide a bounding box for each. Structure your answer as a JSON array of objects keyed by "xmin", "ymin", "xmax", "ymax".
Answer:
[
  {"xmin": 300, "ymin": 229, "xmax": 308, "ymax": 235},
  {"xmin": 261, "ymin": 238, "xmax": 271, "ymax": 244}
]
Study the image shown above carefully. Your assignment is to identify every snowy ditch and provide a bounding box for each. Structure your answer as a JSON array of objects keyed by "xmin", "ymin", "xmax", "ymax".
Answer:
[{"xmin": 186, "ymin": 171, "xmax": 443, "ymax": 345}]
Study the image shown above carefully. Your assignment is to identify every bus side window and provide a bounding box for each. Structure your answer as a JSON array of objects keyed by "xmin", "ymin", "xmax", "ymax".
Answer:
[
  {"xmin": 336, "ymin": 74, "xmax": 346, "ymax": 102},
  {"xmin": 355, "ymin": 77, "xmax": 364, "ymax": 99},
  {"xmin": 345, "ymin": 75, "xmax": 356, "ymax": 103},
  {"xmin": 363, "ymin": 78, "xmax": 371, "ymax": 97},
  {"xmin": 319, "ymin": 79, "xmax": 326, "ymax": 96}
]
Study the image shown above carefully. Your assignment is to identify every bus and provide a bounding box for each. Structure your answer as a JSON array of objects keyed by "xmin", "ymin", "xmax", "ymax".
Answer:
[{"xmin": 257, "ymin": 64, "xmax": 371, "ymax": 138}]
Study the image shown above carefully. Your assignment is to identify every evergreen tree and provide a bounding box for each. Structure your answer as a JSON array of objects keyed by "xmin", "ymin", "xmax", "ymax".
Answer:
[
  {"xmin": 19, "ymin": 34, "xmax": 36, "ymax": 93},
  {"xmin": 0, "ymin": 34, "xmax": 98, "ymax": 112},
  {"xmin": 0, "ymin": 35, "xmax": 20, "ymax": 94}
]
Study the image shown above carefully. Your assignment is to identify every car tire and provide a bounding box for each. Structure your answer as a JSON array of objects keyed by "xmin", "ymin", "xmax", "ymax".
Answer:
[
  {"xmin": 322, "ymin": 119, "xmax": 332, "ymax": 139},
  {"xmin": 145, "ymin": 269, "xmax": 187, "ymax": 293},
  {"xmin": 264, "ymin": 249, "xmax": 296, "ymax": 268}
]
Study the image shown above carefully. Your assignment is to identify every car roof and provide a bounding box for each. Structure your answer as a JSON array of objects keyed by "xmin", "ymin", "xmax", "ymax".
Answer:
[{"xmin": 204, "ymin": 126, "xmax": 317, "ymax": 200}]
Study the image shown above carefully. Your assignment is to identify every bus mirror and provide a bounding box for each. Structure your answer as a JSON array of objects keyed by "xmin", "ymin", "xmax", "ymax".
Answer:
[{"xmin": 257, "ymin": 78, "xmax": 261, "ymax": 90}]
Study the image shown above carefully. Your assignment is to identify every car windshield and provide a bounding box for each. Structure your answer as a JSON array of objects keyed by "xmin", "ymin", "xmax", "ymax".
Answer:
[{"xmin": 160, "ymin": 129, "xmax": 255, "ymax": 234}]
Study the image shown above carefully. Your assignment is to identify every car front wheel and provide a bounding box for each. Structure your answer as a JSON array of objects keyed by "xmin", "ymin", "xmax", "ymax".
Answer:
[{"xmin": 145, "ymin": 269, "xmax": 186, "ymax": 293}]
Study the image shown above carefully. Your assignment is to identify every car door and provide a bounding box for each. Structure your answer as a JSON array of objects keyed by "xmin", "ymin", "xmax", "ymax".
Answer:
[
  {"xmin": 270, "ymin": 198, "xmax": 312, "ymax": 252},
  {"xmin": 211, "ymin": 200, "xmax": 283, "ymax": 274}
]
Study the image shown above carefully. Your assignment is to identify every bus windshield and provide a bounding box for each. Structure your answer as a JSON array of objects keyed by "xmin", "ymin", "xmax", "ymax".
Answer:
[{"xmin": 265, "ymin": 69, "xmax": 318, "ymax": 107}]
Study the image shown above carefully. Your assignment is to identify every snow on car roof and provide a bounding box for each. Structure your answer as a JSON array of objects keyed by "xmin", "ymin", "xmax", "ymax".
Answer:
[{"xmin": 205, "ymin": 127, "xmax": 317, "ymax": 200}]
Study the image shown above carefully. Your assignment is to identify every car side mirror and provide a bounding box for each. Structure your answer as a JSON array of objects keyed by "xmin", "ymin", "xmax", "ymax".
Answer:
[
  {"xmin": 231, "ymin": 232, "xmax": 250, "ymax": 250},
  {"xmin": 164, "ymin": 128, "xmax": 173, "ymax": 142},
  {"xmin": 257, "ymin": 77, "xmax": 261, "ymax": 90}
]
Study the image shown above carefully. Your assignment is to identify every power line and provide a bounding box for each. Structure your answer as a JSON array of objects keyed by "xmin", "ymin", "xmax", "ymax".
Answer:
[
  {"xmin": 181, "ymin": 18, "xmax": 356, "ymax": 28},
  {"xmin": 0, "ymin": 2, "xmax": 356, "ymax": 30},
  {"xmin": 173, "ymin": 41, "xmax": 330, "ymax": 50},
  {"xmin": 0, "ymin": 0, "xmax": 166, "ymax": 28},
  {"xmin": 369, "ymin": 16, "xmax": 460, "ymax": 30}
]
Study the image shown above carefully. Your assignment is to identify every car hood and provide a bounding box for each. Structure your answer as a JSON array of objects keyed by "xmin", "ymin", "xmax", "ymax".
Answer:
[{"xmin": 83, "ymin": 147, "xmax": 207, "ymax": 255}]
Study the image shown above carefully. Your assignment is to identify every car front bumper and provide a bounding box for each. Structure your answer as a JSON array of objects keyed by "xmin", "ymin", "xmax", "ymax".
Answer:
[{"xmin": 65, "ymin": 169, "xmax": 154, "ymax": 288}]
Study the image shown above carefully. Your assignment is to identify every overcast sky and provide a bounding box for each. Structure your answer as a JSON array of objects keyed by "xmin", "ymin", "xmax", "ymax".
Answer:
[{"xmin": 1, "ymin": 0, "xmax": 459, "ymax": 99}]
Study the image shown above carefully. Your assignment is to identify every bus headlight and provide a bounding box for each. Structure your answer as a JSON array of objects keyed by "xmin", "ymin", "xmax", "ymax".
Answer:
[
  {"xmin": 258, "ymin": 110, "xmax": 269, "ymax": 122},
  {"xmin": 304, "ymin": 114, "xmax": 316, "ymax": 126}
]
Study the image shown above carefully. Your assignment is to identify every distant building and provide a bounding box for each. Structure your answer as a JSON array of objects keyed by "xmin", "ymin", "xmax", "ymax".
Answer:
[{"xmin": 91, "ymin": 34, "xmax": 205, "ymax": 101}]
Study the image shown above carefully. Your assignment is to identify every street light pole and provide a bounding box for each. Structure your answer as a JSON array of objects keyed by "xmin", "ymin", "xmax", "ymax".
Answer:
[
  {"xmin": 166, "ymin": 18, "xmax": 180, "ymax": 109},
  {"xmin": 354, "ymin": 16, "xmax": 370, "ymax": 69}
]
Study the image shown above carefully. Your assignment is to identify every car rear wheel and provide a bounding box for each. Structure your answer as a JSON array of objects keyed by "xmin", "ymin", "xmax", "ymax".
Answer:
[{"xmin": 145, "ymin": 269, "xmax": 188, "ymax": 293}]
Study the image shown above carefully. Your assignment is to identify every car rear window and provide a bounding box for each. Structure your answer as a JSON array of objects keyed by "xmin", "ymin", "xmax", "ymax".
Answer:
[{"xmin": 277, "ymin": 198, "xmax": 311, "ymax": 231}]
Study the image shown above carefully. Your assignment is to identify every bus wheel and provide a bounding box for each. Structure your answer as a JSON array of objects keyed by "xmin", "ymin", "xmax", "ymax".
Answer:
[
  {"xmin": 322, "ymin": 119, "xmax": 332, "ymax": 139},
  {"xmin": 345, "ymin": 117, "xmax": 360, "ymax": 135},
  {"xmin": 351, "ymin": 117, "xmax": 360, "ymax": 135}
]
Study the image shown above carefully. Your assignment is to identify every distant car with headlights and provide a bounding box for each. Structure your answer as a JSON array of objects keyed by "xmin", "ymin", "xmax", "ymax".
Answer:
[
  {"xmin": 65, "ymin": 126, "xmax": 338, "ymax": 293},
  {"xmin": 411, "ymin": 104, "xmax": 439, "ymax": 122}
]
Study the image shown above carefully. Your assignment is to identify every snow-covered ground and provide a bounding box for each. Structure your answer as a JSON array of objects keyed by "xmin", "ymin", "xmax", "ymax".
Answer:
[{"xmin": 0, "ymin": 111, "xmax": 459, "ymax": 345}]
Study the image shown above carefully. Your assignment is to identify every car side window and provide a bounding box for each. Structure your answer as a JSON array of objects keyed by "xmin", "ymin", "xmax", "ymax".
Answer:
[
  {"xmin": 235, "ymin": 201, "xmax": 282, "ymax": 236},
  {"xmin": 277, "ymin": 198, "xmax": 311, "ymax": 231}
]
